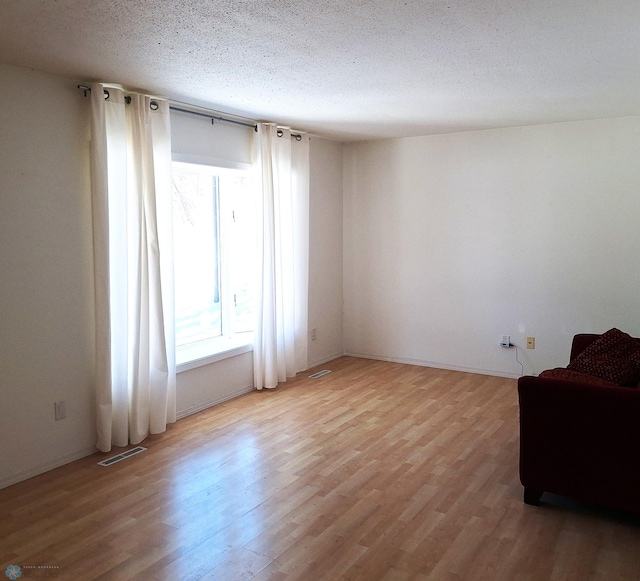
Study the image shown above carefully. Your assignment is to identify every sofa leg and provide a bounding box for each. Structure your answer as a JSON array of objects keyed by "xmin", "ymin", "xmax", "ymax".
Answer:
[{"xmin": 524, "ymin": 488, "xmax": 543, "ymax": 506}]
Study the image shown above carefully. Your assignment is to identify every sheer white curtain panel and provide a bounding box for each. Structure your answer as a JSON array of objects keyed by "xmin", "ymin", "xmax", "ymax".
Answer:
[
  {"xmin": 253, "ymin": 124, "xmax": 310, "ymax": 390},
  {"xmin": 90, "ymin": 84, "xmax": 176, "ymax": 452}
]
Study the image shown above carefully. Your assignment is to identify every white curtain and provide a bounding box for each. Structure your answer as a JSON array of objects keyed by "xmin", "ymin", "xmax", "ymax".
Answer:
[
  {"xmin": 90, "ymin": 84, "xmax": 176, "ymax": 452},
  {"xmin": 253, "ymin": 124, "xmax": 310, "ymax": 390}
]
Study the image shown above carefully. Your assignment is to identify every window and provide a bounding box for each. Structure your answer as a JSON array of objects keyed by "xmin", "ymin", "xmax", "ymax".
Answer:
[{"xmin": 172, "ymin": 162, "xmax": 256, "ymax": 369}]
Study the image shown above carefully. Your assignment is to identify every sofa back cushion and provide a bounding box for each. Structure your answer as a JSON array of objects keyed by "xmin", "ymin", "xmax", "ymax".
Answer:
[
  {"xmin": 538, "ymin": 368, "xmax": 620, "ymax": 388},
  {"xmin": 567, "ymin": 328, "xmax": 640, "ymax": 386}
]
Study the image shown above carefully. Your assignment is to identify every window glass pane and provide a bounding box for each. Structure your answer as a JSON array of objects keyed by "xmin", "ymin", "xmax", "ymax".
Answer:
[{"xmin": 172, "ymin": 169, "xmax": 222, "ymax": 346}]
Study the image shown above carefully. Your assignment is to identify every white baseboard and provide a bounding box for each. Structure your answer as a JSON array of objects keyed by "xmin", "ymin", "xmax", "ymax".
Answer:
[
  {"xmin": 343, "ymin": 351, "xmax": 521, "ymax": 380},
  {"xmin": 176, "ymin": 384, "xmax": 255, "ymax": 420},
  {"xmin": 0, "ymin": 446, "xmax": 97, "ymax": 491},
  {"xmin": 307, "ymin": 352, "xmax": 345, "ymax": 369}
]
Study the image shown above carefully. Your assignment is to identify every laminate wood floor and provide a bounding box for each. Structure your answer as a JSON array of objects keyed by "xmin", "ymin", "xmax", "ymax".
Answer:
[{"xmin": 2, "ymin": 357, "xmax": 640, "ymax": 580}]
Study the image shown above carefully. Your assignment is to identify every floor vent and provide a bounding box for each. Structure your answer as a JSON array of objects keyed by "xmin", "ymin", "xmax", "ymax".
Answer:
[
  {"xmin": 309, "ymin": 370, "xmax": 332, "ymax": 379},
  {"xmin": 98, "ymin": 446, "xmax": 147, "ymax": 467}
]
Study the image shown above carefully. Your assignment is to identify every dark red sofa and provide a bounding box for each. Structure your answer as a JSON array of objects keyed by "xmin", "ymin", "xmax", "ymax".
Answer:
[{"xmin": 518, "ymin": 332, "xmax": 640, "ymax": 515}]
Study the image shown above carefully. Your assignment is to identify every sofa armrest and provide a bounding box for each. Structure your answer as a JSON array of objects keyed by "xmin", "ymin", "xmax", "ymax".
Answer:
[{"xmin": 518, "ymin": 375, "xmax": 640, "ymax": 512}]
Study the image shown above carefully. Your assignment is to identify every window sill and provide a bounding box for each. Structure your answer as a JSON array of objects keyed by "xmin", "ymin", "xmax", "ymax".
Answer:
[{"xmin": 176, "ymin": 333, "xmax": 253, "ymax": 373}]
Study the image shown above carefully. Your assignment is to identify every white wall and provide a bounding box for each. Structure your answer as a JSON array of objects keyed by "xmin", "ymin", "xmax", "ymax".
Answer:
[
  {"xmin": 344, "ymin": 118, "xmax": 640, "ymax": 377},
  {"xmin": 176, "ymin": 352, "xmax": 254, "ymax": 418},
  {"xmin": 0, "ymin": 63, "xmax": 345, "ymax": 488},
  {"xmin": 0, "ymin": 63, "xmax": 96, "ymax": 488}
]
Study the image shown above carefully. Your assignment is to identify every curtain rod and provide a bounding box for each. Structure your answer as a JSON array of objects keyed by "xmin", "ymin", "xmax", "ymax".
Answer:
[
  {"xmin": 77, "ymin": 85, "xmax": 303, "ymax": 139},
  {"xmin": 77, "ymin": 84, "xmax": 257, "ymax": 131},
  {"xmin": 168, "ymin": 104, "xmax": 257, "ymax": 131}
]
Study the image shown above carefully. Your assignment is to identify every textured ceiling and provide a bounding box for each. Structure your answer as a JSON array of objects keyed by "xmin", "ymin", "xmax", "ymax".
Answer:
[{"xmin": 1, "ymin": 1, "xmax": 639, "ymax": 141}]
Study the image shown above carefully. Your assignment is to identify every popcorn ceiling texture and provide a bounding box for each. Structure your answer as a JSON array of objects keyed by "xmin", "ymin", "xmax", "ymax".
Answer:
[{"xmin": 0, "ymin": 0, "xmax": 639, "ymax": 140}]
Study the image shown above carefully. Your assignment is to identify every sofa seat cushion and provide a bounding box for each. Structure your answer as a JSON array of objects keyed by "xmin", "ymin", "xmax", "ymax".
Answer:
[
  {"xmin": 538, "ymin": 368, "xmax": 620, "ymax": 388},
  {"xmin": 566, "ymin": 328, "xmax": 640, "ymax": 386}
]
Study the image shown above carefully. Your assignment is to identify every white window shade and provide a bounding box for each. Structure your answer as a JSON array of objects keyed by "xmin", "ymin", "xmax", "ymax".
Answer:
[{"xmin": 170, "ymin": 109, "xmax": 254, "ymax": 170}]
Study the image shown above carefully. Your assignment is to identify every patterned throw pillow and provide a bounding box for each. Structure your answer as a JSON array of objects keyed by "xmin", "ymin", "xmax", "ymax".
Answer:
[{"xmin": 567, "ymin": 328, "xmax": 640, "ymax": 386}]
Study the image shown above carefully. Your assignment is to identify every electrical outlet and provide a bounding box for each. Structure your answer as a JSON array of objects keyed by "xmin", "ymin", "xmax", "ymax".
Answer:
[
  {"xmin": 527, "ymin": 337, "xmax": 535, "ymax": 349},
  {"xmin": 500, "ymin": 335, "xmax": 511, "ymax": 348},
  {"xmin": 54, "ymin": 400, "xmax": 66, "ymax": 421},
  {"xmin": 311, "ymin": 328, "xmax": 317, "ymax": 341}
]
